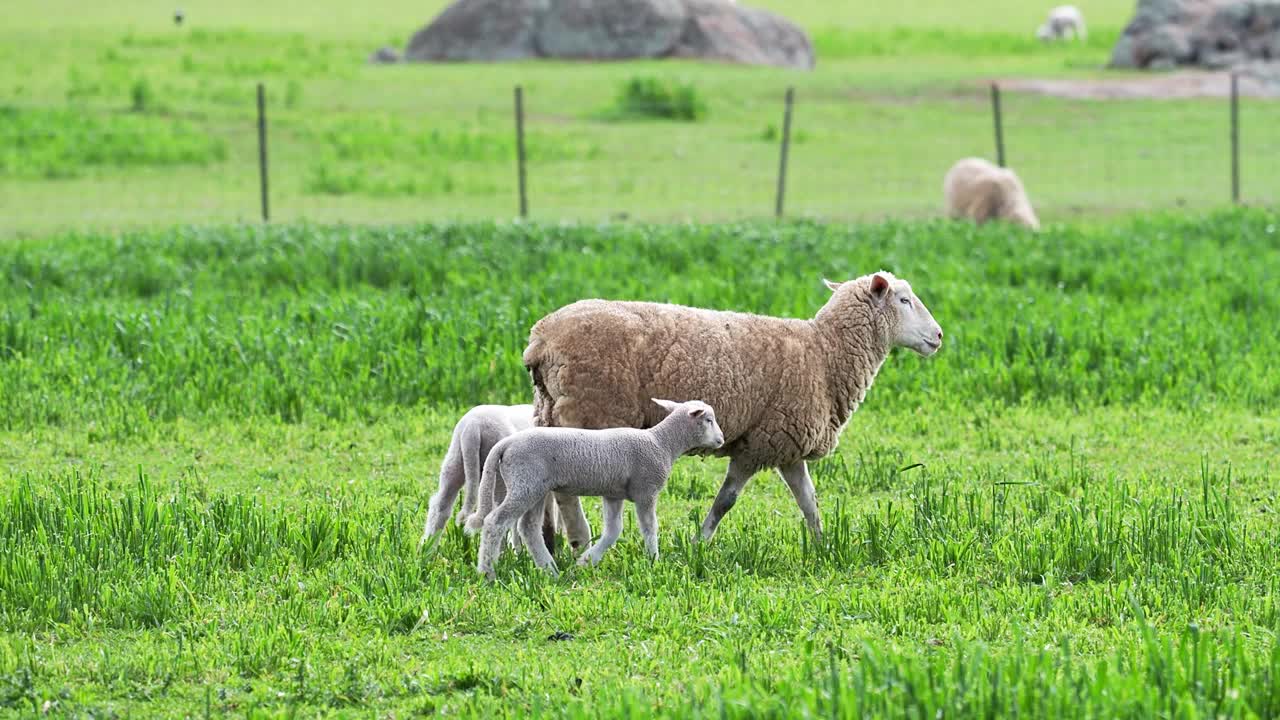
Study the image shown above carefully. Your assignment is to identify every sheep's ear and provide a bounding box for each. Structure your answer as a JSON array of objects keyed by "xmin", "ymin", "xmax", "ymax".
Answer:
[
  {"xmin": 689, "ymin": 407, "xmax": 705, "ymax": 418},
  {"xmin": 822, "ymin": 278, "xmax": 842, "ymax": 292},
  {"xmin": 870, "ymin": 273, "xmax": 891, "ymax": 299},
  {"xmin": 651, "ymin": 398, "xmax": 678, "ymax": 414}
]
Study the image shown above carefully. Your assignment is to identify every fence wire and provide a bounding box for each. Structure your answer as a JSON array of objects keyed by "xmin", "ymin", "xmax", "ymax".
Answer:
[{"xmin": 1, "ymin": 83, "xmax": 1276, "ymax": 236}]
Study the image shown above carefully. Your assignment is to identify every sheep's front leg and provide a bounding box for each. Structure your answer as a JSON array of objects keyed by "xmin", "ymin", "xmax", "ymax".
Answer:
[
  {"xmin": 779, "ymin": 461, "xmax": 823, "ymax": 541},
  {"xmin": 517, "ymin": 504, "xmax": 558, "ymax": 576},
  {"xmin": 699, "ymin": 456, "xmax": 759, "ymax": 541},
  {"xmin": 552, "ymin": 492, "xmax": 593, "ymax": 552},
  {"xmin": 577, "ymin": 498, "xmax": 624, "ymax": 566},
  {"xmin": 633, "ymin": 496, "xmax": 659, "ymax": 560}
]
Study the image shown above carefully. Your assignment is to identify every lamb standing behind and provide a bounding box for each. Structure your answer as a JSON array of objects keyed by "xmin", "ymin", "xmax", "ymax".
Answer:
[
  {"xmin": 471, "ymin": 399, "xmax": 725, "ymax": 579},
  {"xmin": 421, "ymin": 404, "xmax": 561, "ymax": 550},
  {"xmin": 522, "ymin": 271, "xmax": 943, "ymax": 545},
  {"xmin": 1037, "ymin": 5, "xmax": 1086, "ymax": 41},
  {"xmin": 943, "ymin": 157, "xmax": 1040, "ymax": 230}
]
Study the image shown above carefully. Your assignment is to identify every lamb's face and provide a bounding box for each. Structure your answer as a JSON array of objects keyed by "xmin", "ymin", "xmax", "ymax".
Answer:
[
  {"xmin": 877, "ymin": 274, "xmax": 943, "ymax": 357},
  {"xmin": 687, "ymin": 401, "xmax": 725, "ymax": 449},
  {"xmin": 651, "ymin": 399, "xmax": 725, "ymax": 449}
]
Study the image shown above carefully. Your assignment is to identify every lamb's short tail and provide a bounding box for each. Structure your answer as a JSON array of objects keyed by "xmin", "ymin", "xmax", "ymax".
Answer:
[{"xmin": 464, "ymin": 439, "xmax": 507, "ymax": 534}]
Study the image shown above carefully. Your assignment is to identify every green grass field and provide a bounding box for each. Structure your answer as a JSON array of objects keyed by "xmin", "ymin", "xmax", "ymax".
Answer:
[
  {"xmin": 2, "ymin": 0, "xmax": 1280, "ymax": 716},
  {"xmin": 2, "ymin": 212, "xmax": 1280, "ymax": 717},
  {"xmin": 2, "ymin": 0, "xmax": 1277, "ymax": 236}
]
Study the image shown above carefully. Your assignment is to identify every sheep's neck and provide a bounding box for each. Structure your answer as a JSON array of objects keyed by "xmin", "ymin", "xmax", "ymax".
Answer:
[
  {"xmin": 814, "ymin": 313, "xmax": 891, "ymax": 425},
  {"xmin": 650, "ymin": 419, "xmax": 693, "ymax": 462}
]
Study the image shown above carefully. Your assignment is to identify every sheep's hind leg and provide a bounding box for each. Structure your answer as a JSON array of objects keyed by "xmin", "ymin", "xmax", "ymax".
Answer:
[
  {"xmin": 699, "ymin": 456, "xmax": 759, "ymax": 542},
  {"xmin": 577, "ymin": 498, "xmax": 624, "ymax": 566},
  {"xmin": 477, "ymin": 489, "xmax": 541, "ymax": 580},
  {"xmin": 634, "ymin": 495, "xmax": 659, "ymax": 560},
  {"xmin": 422, "ymin": 450, "xmax": 465, "ymax": 547},
  {"xmin": 779, "ymin": 460, "xmax": 823, "ymax": 541},
  {"xmin": 518, "ymin": 503, "xmax": 558, "ymax": 576}
]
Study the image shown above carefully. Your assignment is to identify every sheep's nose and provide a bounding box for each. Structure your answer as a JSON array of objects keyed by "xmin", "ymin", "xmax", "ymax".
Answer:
[{"xmin": 937, "ymin": 328, "xmax": 944, "ymax": 340}]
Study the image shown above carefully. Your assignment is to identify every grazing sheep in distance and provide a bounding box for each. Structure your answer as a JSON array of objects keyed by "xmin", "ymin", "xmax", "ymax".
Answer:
[
  {"xmin": 522, "ymin": 271, "xmax": 943, "ymax": 545},
  {"xmin": 943, "ymin": 157, "xmax": 1040, "ymax": 230},
  {"xmin": 471, "ymin": 399, "xmax": 725, "ymax": 579},
  {"xmin": 1037, "ymin": 5, "xmax": 1086, "ymax": 42},
  {"xmin": 420, "ymin": 404, "xmax": 563, "ymax": 552}
]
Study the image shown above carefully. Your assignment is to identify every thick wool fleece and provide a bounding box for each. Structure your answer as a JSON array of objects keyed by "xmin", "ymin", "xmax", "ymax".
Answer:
[
  {"xmin": 943, "ymin": 157, "xmax": 1040, "ymax": 230},
  {"xmin": 523, "ymin": 274, "xmax": 898, "ymax": 472}
]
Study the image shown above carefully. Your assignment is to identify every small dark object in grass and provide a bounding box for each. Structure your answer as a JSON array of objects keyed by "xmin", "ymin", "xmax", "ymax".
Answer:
[
  {"xmin": 547, "ymin": 631, "xmax": 575, "ymax": 642},
  {"xmin": 174, "ymin": 8, "xmax": 184, "ymax": 25}
]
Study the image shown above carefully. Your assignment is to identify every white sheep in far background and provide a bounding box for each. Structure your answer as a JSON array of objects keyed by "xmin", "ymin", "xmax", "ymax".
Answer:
[
  {"xmin": 1037, "ymin": 5, "xmax": 1086, "ymax": 42},
  {"xmin": 420, "ymin": 404, "xmax": 564, "ymax": 551},
  {"xmin": 943, "ymin": 157, "xmax": 1041, "ymax": 230},
  {"xmin": 469, "ymin": 399, "xmax": 725, "ymax": 580}
]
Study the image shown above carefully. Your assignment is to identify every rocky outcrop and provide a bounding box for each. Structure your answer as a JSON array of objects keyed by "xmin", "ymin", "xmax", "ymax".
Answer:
[
  {"xmin": 403, "ymin": 0, "xmax": 814, "ymax": 69},
  {"xmin": 1110, "ymin": 0, "xmax": 1280, "ymax": 71}
]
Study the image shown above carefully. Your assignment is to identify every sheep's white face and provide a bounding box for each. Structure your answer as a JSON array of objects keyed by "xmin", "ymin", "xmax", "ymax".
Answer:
[
  {"xmin": 875, "ymin": 273, "xmax": 944, "ymax": 357},
  {"xmin": 652, "ymin": 399, "xmax": 725, "ymax": 449}
]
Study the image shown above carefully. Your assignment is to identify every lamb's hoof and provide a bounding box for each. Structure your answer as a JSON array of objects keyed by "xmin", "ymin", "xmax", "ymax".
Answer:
[{"xmin": 576, "ymin": 554, "xmax": 597, "ymax": 568}]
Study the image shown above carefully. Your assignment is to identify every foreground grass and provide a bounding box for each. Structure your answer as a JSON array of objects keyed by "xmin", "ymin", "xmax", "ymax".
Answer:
[
  {"xmin": 0, "ymin": 212, "xmax": 1278, "ymax": 716},
  {"xmin": 1, "ymin": 403, "xmax": 1278, "ymax": 717}
]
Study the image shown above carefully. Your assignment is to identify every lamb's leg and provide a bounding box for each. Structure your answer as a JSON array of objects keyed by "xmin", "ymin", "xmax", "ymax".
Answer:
[
  {"xmin": 699, "ymin": 456, "xmax": 759, "ymax": 542},
  {"xmin": 553, "ymin": 492, "xmax": 593, "ymax": 551},
  {"xmin": 518, "ymin": 504, "xmax": 558, "ymax": 576},
  {"xmin": 634, "ymin": 495, "xmax": 659, "ymax": 560},
  {"xmin": 577, "ymin": 498, "xmax": 624, "ymax": 567},
  {"xmin": 422, "ymin": 446, "xmax": 465, "ymax": 546},
  {"xmin": 477, "ymin": 489, "xmax": 541, "ymax": 580},
  {"xmin": 778, "ymin": 460, "xmax": 823, "ymax": 541}
]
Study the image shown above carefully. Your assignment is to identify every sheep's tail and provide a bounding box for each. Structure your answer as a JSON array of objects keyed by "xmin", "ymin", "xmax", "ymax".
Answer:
[
  {"xmin": 523, "ymin": 336, "xmax": 555, "ymax": 428},
  {"xmin": 465, "ymin": 439, "xmax": 507, "ymax": 534}
]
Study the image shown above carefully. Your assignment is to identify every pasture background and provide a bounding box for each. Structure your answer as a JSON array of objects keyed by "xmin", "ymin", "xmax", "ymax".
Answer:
[
  {"xmin": 3, "ymin": 0, "xmax": 1278, "ymax": 236},
  {"xmin": 2, "ymin": 0, "xmax": 1280, "ymax": 717}
]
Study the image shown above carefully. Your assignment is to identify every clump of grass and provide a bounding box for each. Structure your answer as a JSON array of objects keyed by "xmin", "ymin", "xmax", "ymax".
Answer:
[
  {"xmin": 129, "ymin": 77, "xmax": 153, "ymax": 112},
  {"xmin": 0, "ymin": 107, "xmax": 227, "ymax": 179},
  {"xmin": 601, "ymin": 76, "xmax": 707, "ymax": 122}
]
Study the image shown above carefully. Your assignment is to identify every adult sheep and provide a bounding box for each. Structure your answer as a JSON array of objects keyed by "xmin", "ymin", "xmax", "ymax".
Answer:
[
  {"xmin": 943, "ymin": 157, "xmax": 1040, "ymax": 230},
  {"xmin": 523, "ymin": 271, "xmax": 943, "ymax": 542}
]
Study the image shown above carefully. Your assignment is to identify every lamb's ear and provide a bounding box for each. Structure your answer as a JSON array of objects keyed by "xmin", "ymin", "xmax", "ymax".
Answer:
[
  {"xmin": 822, "ymin": 278, "xmax": 842, "ymax": 292},
  {"xmin": 870, "ymin": 273, "xmax": 890, "ymax": 300},
  {"xmin": 688, "ymin": 407, "xmax": 705, "ymax": 418},
  {"xmin": 651, "ymin": 398, "xmax": 678, "ymax": 414}
]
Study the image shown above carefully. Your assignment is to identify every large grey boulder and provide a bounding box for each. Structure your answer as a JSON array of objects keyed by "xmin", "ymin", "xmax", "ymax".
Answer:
[
  {"xmin": 405, "ymin": 0, "xmax": 549, "ymax": 61},
  {"xmin": 671, "ymin": 0, "xmax": 814, "ymax": 69},
  {"xmin": 403, "ymin": 0, "xmax": 814, "ymax": 69},
  {"xmin": 535, "ymin": 0, "xmax": 688, "ymax": 58},
  {"xmin": 1110, "ymin": 0, "xmax": 1280, "ymax": 71}
]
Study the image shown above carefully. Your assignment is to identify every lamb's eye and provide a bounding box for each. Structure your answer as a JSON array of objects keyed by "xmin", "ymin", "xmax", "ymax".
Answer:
[{"xmin": 899, "ymin": 297, "xmax": 911, "ymax": 306}]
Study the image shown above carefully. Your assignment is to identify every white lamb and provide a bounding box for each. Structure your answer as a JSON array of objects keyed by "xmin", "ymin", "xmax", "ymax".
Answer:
[
  {"xmin": 420, "ymin": 404, "xmax": 563, "ymax": 551},
  {"xmin": 470, "ymin": 399, "xmax": 725, "ymax": 579},
  {"xmin": 1036, "ymin": 5, "xmax": 1086, "ymax": 42}
]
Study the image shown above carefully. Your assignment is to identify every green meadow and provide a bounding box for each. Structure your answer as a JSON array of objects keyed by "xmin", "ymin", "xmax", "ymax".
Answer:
[
  {"xmin": 2, "ymin": 0, "xmax": 1279, "ymax": 716},
  {"xmin": 1, "ymin": 214, "xmax": 1279, "ymax": 716}
]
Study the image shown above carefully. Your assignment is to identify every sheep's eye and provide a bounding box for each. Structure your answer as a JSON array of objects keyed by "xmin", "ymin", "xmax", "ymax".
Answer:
[{"xmin": 899, "ymin": 297, "xmax": 911, "ymax": 306}]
